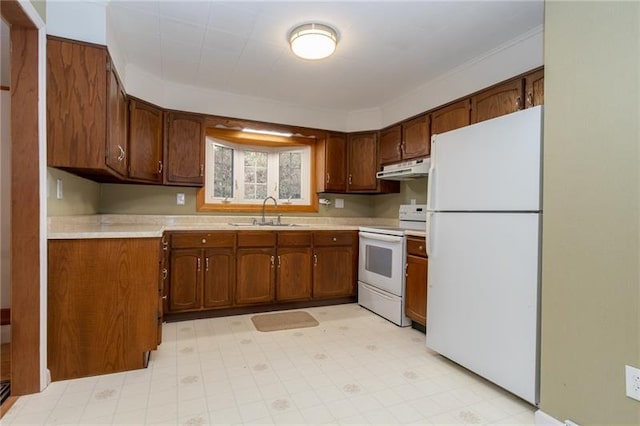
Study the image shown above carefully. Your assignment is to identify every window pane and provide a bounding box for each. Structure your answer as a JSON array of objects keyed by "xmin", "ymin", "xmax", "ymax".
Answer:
[
  {"xmin": 244, "ymin": 151, "xmax": 268, "ymax": 200},
  {"xmin": 279, "ymin": 152, "xmax": 302, "ymax": 199},
  {"xmin": 213, "ymin": 145, "xmax": 233, "ymax": 198}
]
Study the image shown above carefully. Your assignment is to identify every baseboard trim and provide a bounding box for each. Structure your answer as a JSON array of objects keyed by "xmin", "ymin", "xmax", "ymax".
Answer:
[{"xmin": 535, "ymin": 409, "xmax": 565, "ymax": 426}]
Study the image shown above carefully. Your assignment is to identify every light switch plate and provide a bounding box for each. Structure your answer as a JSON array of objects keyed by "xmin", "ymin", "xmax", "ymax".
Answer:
[
  {"xmin": 56, "ymin": 179, "xmax": 63, "ymax": 200},
  {"xmin": 176, "ymin": 193, "xmax": 185, "ymax": 205}
]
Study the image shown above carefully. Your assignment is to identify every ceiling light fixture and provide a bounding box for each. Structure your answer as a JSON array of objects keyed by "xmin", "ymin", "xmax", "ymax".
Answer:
[
  {"xmin": 242, "ymin": 128, "xmax": 293, "ymax": 138},
  {"xmin": 289, "ymin": 23, "xmax": 338, "ymax": 60}
]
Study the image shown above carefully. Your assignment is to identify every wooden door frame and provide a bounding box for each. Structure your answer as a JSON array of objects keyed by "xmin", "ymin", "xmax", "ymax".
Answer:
[{"xmin": 1, "ymin": 0, "xmax": 47, "ymax": 395}]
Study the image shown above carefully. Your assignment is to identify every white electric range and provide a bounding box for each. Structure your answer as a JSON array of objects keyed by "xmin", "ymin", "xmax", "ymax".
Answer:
[{"xmin": 358, "ymin": 204, "xmax": 427, "ymax": 326}]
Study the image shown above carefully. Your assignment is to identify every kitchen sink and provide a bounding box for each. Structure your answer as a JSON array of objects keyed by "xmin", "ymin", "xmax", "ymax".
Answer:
[{"xmin": 228, "ymin": 222, "xmax": 307, "ymax": 227}]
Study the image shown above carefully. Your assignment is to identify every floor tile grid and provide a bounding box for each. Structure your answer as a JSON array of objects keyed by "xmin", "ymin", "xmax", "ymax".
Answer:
[{"xmin": 3, "ymin": 304, "xmax": 535, "ymax": 425}]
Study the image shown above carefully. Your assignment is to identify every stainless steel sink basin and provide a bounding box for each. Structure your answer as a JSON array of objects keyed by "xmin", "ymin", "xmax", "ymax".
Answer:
[{"xmin": 228, "ymin": 222, "xmax": 307, "ymax": 227}]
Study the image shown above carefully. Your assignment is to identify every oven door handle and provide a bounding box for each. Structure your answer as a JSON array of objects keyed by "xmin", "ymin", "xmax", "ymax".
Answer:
[{"xmin": 359, "ymin": 232, "xmax": 404, "ymax": 243}]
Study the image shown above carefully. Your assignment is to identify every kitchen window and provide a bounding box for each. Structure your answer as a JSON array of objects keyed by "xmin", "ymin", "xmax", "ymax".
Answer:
[{"xmin": 198, "ymin": 127, "xmax": 319, "ymax": 212}]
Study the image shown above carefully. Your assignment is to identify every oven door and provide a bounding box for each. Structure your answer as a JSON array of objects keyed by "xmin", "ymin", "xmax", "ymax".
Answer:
[{"xmin": 358, "ymin": 231, "xmax": 405, "ymax": 296}]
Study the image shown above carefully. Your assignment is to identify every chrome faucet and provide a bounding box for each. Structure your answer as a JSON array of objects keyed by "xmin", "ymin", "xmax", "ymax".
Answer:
[{"xmin": 260, "ymin": 196, "xmax": 279, "ymax": 225}]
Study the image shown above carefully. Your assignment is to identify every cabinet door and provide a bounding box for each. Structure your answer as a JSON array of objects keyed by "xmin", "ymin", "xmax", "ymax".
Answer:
[
  {"xmin": 431, "ymin": 99, "xmax": 471, "ymax": 135},
  {"xmin": 379, "ymin": 125, "xmax": 402, "ymax": 165},
  {"xmin": 405, "ymin": 255, "xmax": 428, "ymax": 326},
  {"xmin": 203, "ymin": 249, "xmax": 234, "ymax": 308},
  {"xmin": 525, "ymin": 69, "xmax": 544, "ymax": 108},
  {"xmin": 236, "ymin": 248, "xmax": 275, "ymax": 305},
  {"xmin": 129, "ymin": 99, "xmax": 163, "ymax": 182},
  {"xmin": 47, "ymin": 37, "xmax": 107, "ymax": 171},
  {"xmin": 168, "ymin": 249, "xmax": 202, "ymax": 312},
  {"xmin": 277, "ymin": 248, "xmax": 312, "ymax": 301},
  {"xmin": 165, "ymin": 112, "xmax": 204, "ymax": 186},
  {"xmin": 106, "ymin": 59, "xmax": 128, "ymax": 177},
  {"xmin": 324, "ymin": 133, "xmax": 347, "ymax": 192},
  {"xmin": 402, "ymin": 115, "xmax": 430, "ymax": 159},
  {"xmin": 471, "ymin": 79, "xmax": 524, "ymax": 124},
  {"xmin": 313, "ymin": 246, "xmax": 355, "ymax": 298},
  {"xmin": 347, "ymin": 133, "xmax": 378, "ymax": 192}
]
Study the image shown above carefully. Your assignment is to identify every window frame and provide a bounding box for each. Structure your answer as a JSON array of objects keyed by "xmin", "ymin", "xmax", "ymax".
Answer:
[{"xmin": 197, "ymin": 127, "xmax": 320, "ymax": 213}]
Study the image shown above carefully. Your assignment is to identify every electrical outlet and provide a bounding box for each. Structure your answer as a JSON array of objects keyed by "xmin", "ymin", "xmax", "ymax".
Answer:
[
  {"xmin": 335, "ymin": 198, "xmax": 344, "ymax": 208},
  {"xmin": 176, "ymin": 193, "xmax": 185, "ymax": 206},
  {"xmin": 56, "ymin": 179, "xmax": 63, "ymax": 200},
  {"xmin": 626, "ymin": 365, "xmax": 640, "ymax": 401}
]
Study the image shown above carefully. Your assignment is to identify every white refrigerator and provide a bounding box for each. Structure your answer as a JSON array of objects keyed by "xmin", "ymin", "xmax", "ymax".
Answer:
[{"xmin": 426, "ymin": 106, "xmax": 542, "ymax": 405}]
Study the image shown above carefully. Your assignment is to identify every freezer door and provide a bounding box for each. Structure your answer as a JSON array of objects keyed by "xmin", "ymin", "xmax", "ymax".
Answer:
[
  {"xmin": 430, "ymin": 106, "xmax": 542, "ymax": 211},
  {"xmin": 426, "ymin": 212, "xmax": 540, "ymax": 404}
]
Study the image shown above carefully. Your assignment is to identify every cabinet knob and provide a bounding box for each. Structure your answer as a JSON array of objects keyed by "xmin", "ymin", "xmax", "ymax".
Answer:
[
  {"xmin": 201, "ymin": 239, "xmax": 207, "ymax": 244},
  {"xmin": 158, "ymin": 161, "xmax": 163, "ymax": 174},
  {"xmin": 419, "ymin": 245, "xmax": 424, "ymax": 251},
  {"xmin": 162, "ymin": 295, "xmax": 167, "ymax": 300},
  {"xmin": 332, "ymin": 237, "xmax": 337, "ymax": 242},
  {"xmin": 527, "ymin": 93, "xmax": 534, "ymax": 107}
]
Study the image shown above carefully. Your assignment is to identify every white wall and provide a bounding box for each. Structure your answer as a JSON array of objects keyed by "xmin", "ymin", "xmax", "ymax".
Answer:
[{"xmin": 47, "ymin": 2, "xmax": 544, "ymax": 133}]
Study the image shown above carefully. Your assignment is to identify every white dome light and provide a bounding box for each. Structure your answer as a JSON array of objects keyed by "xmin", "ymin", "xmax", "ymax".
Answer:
[{"xmin": 289, "ymin": 23, "xmax": 338, "ymax": 60}]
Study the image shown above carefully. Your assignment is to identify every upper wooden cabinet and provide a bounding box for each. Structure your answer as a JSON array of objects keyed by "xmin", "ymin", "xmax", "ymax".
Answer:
[
  {"xmin": 402, "ymin": 114, "xmax": 430, "ymax": 160},
  {"xmin": 164, "ymin": 112, "xmax": 205, "ymax": 186},
  {"xmin": 379, "ymin": 115, "xmax": 430, "ymax": 166},
  {"xmin": 525, "ymin": 69, "xmax": 544, "ymax": 108},
  {"xmin": 379, "ymin": 125, "xmax": 402, "ymax": 165},
  {"xmin": 47, "ymin": 37, "xmax": 127, "ymax": 180},
  {"xmin": 347, "ymin": 132, "xmax": 379, "ymax": 192},
  {"xmin": 317, "ymin": 132, "xmax": 347, "ymax": 193},
  {"xmin": 106, "ymin": 60, "xmax": 128, "ymax": 177},
  {"xmin": 471, "ymin": 79, "xmax": 524, "ymax": 124},
  {"xmin": 431, "ymin": 99, "xmax": 471, "ymax": 135},
  {"xmin": 128, "ymin": 99, "xmax": 163, "ymax": 183}
]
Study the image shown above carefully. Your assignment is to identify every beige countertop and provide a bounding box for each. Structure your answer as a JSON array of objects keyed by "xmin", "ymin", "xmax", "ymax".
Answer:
[{"xmin": 47, "ymin": 215, "xmax": 398, "ymax": 239}]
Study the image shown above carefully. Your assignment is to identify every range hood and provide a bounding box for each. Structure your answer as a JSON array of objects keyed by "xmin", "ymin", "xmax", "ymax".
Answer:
[{"xmin": 376, "ymin": 157, "xmax": 430, "ymax": 180}]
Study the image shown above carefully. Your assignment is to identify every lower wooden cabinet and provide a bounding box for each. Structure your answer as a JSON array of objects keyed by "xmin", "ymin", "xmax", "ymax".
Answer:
[
  {"xmin": 164, "ymin": 230, "xmax": 358, "ymax": 316},
  {"xmin": 313, "ymin": 231, "xmax": 357, "ymax": 298},
  {"xmin": 275, "ymin": 231, "xmax": 312, "ymax": 301},
  {"xmin": 405, "ymin": 236, "xmax": 428, "ymax": 326},
  {"xmin": 236, "ymin": 248, "xmax": 276, "ymax": 305},
  {"xmin": 203, "ymin": 249, "xmax": 235, "ymax": 308},
  {"xmin": 167, "ymin": 232, "xmax": 236, "ymax": 313},
  {"xmin": 48, "ymin": 238, "xmax": 160, "ymax": 381}
]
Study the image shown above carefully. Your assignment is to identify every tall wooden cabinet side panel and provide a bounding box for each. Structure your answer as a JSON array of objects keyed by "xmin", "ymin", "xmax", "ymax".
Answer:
[
  {"xmin": 48, "ymin": 238, "xmax": 159, "ymax": 381},
  {"xmin": 128, "ymin": 99, "xmax": 163, "ymax": 182},
  {"xmin": 165, "ymin": 112, "xmax": 205, "ymax": 186},
  {"xmin": 47, "ymin": 37, "xmax": 107, "ymax": 170}
]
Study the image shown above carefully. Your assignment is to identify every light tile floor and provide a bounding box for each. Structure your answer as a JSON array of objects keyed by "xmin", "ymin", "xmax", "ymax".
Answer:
[{"xmin": 3, "ymin": 304, "xmax": 536, "ymax": 425}]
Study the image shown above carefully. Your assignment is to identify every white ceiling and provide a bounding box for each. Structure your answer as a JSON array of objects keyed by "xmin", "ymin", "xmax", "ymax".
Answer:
[{"xmin": 108, "ymin": 1, "xmax": 544, "ymax": 112}]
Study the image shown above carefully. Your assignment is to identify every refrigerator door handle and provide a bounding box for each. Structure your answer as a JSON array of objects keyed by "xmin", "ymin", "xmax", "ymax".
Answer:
[
  {"xmin": 426, "ymin": 212, "xmax": 434, "ymax": 258},
  {"xmin": 427, "ymin": 135, "xmax": 436, "ymax": 212}
]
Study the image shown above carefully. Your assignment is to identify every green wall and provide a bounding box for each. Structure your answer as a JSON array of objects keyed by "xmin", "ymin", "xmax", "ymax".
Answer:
[
  {"xmin": 47, "ymin": 168, "xmax": 100, "ymax": 216},
  {"xmin": 540, "ymin": 1, "xmax": 640, "ymax": 424},
  {"xmin": 30, "ymin": 0, "xmax": 45, "ymax": 21},
  {"xmin": 47, "ymin": 168, "xmax": 421, "ymax": 218}
]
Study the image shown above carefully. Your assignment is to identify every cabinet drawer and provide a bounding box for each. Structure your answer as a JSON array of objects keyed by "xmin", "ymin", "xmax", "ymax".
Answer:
[
  {"xmin": 407, "ymin": 237, "xmax": 427, "ymax": 257},
  {"xmin": 237, "ymin": 231, "xmax": 276, "ymax": 247},
  {"xmin": 278, "ymin": 231, "xmax": 312, "ymax": 247},
  {"xmin": 313, "ymin": 231, "xmax": 355, "ymax": 246},
  {"xmin": 171, "ymin": 232, "xmax": 235, "ymax": 249}
]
